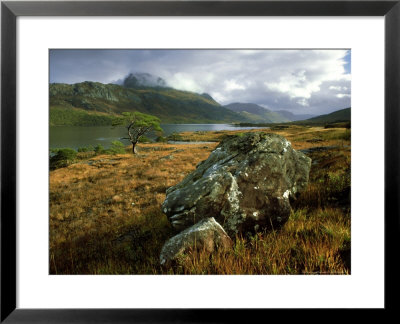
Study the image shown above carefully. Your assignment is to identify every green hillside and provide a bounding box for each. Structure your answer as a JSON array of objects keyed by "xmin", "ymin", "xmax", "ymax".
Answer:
[
  {"xmin": 224, "ymin": 103, "xmax": 290, "ymax": 123},
  {"xmin": 50, "ymin": 81, "xmax": 248, "ymax": 125},
  {"xmin": 50, "ymin": 107, "xmax": 114, "ymax": 126},
  {"xmin": 303, "ymin": 108, "xmax": 351, "ymax": 124}
]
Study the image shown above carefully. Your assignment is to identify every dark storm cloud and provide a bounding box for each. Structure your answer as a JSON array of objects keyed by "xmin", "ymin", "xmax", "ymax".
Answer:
[{"xmin": 50, "ymin": 49, "xmax": 351, "ymax": 115}]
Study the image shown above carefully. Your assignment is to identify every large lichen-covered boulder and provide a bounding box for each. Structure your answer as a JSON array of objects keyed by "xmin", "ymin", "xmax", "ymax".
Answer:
[
  {"xmin": 160, "ymin": 217, "xmax": 232, "ymax": 267},
  {"xmin": 162, "ymin": 132, "xmax": 311, "ymax": 236}
]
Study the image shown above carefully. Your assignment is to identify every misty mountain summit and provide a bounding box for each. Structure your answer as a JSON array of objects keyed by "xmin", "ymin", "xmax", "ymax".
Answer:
[{"xmin": 122, "ymin": 72, "xmax": 168, "ymax": 88}]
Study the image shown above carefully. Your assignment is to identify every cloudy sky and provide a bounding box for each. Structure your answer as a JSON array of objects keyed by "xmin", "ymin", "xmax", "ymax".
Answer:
[{"xmin": 50, "ymin": 49, "xmax": 351, "ymax": 115}]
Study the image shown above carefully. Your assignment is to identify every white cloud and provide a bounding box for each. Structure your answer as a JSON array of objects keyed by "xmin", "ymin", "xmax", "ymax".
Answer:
[
  {"xmin": 211, "ymin": 92, "xmax": 228, "ymax": 103},
  {"xmin": 264, "ymin": 70, "xmax": 321, "ymax": 100},
  {"xmin": 168, "ymin": 73, "xmax": 203, "ymax": 93},
  {"xmin": 224, "ymin": 79, "xmax": 246, "ymax": 91},
  {"xmin": 336, "ymin": 94, "xmax": 351, "ymax": 98},
  {"xmin": 330, "ymin": 85, "xmax": 349, "ymax": 91},
  {"xmin": 296, "ymin": 98, "xmax": 310, "ymax": 106}
]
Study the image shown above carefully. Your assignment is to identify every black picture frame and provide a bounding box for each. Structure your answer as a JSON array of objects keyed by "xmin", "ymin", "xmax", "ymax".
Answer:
[{"xmin": 1, "ymin": 0, "xmax": 399, "ymax": 322}]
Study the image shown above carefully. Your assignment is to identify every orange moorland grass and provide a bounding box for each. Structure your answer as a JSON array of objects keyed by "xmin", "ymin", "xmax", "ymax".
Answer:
[
  {"xmin": 49, "ymin": 126, "xmax": 350, "ymax": 274},
  {"xmin": 178, "ymin": 126, "xmax": 350, "ymax": 150},
  {"xmin": 167, "ymin": 208, "xmax": 350, "ymax": 275},
  {"xmin": 50, "ymin": 143, "xmax": 218, "ymax": 274}
]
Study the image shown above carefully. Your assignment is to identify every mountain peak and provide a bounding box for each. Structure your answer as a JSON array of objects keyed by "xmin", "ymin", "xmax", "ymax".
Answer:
[{"xmin": 122, "ymin": 72, "xmax": 167, "ymax": 88}]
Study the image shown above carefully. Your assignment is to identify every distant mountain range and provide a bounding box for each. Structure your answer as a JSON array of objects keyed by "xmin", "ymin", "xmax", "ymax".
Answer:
[
  {"xmin": 49, "ymin": 72, "xmax": 350, "ymax": 126},
  {"xmin": 223, "ymin": 103, "xmax": 290, "ymax": 123},
  {"xmin": 223, "ymin": 103, "xmax": 318, "ymax": 123},
  {"xmin": 274, "ymin": 110, "xmax": 316, "ymax": 121}
]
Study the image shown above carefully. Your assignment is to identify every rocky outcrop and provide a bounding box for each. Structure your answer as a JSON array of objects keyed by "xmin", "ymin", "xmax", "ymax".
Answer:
[
  {"xmin": 161, "ymin": 132, "xmax": 311, "ymax": 236},
  {"xmin": 160, "ymin": 217, "xmax": 232, "ymax": 267}
]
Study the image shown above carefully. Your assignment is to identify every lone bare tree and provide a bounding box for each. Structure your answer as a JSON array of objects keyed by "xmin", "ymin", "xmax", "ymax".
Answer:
[{"xmin": 112, "ymin": 112, "xmax": 162, "ymax": 154}]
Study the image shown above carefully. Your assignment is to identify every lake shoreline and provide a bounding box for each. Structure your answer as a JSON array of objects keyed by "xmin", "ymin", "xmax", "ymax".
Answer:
[{"xmin": 50, "ymin": 124, "xmax": 269, "ymax": 149}]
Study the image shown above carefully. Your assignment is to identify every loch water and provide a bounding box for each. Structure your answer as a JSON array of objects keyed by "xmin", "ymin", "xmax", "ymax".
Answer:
[{"xmin": 50, "ymin": 124, "xmax": 268, "ymax": 149}]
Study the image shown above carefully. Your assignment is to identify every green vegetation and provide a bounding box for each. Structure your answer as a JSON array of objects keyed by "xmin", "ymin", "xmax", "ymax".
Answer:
[
  {"xmin": 77, "ymin": 145, "xmax": 94, "ymax": 152},
  {"xmin": 112, "ymin": 112, "xmax": 162, "ymax": 154},
  {"xmin": 300, "ymin": 108, "xmax": 350, "ymax": 124},
  {"xmin": 155, "ymin": 136, "xmax": 168, "ymax": 143},
  {"xmin": 50, "ymin": 141, "xmax": 130, "ymax": 170},
  {"xmin": 108, "ymin": 141, "xmax": 126, "ymax": 154},
  {"xmin": 50, "ymin": 106, "xmax": 114, "ymax": 126},
  {"xmin": 92, "ymin": 142, "xmax": 128, "ymax": 155},
  {"xmin": 50, "ymin": 148, "xmax": 77, "ymax": 170},
  {"xmin": 94, "ymin": 144, "xmax": 105, "ymax": 154},
  {"xmin": 167, "ymin": 132, "xmax": 184, "ymax": 141},
  {"xmin": 138, "ymin": 136, "xmax": 152, "ymax": 143},
  {"xmin": 270, "ymin": 125, "xmax": 290, "ymax": 131}
]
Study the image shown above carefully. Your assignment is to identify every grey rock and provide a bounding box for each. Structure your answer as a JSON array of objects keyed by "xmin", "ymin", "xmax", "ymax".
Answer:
[
  {"xmin": 160, "ymin": 217, "xmax": 232, "ymax": 267},
  {"xmin": 162, "ymin": 132, "xmax": 311, "ymax": 236}
]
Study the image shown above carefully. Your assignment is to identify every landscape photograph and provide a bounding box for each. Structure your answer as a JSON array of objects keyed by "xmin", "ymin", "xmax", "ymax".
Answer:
[{"xmin": 49, "ymin": 49, "xmax": 351, "ymax": 275}]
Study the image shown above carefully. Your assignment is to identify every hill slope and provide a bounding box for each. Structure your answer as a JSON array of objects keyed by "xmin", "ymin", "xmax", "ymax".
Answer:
[
  {"xmin": 303, "ymin": 108, "xmax": 351, "ymax": 124},
  {"xmin": 50, "ymin": 81, "xmax": 247, "ymax": 125},
  {"xmin": 224, "ymin": 103, "xmax": 290, "ymax": 123}
]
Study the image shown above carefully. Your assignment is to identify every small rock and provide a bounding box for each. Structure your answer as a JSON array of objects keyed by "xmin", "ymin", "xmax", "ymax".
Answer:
[{"xmin": 160, "ymin": 217, "xmax": 232, "ymax": 267}]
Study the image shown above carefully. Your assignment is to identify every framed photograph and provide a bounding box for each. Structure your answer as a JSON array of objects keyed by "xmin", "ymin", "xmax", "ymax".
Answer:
[{"xmin": 1, "ymin": 0, "xmax": 399, "ymax": 321}]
